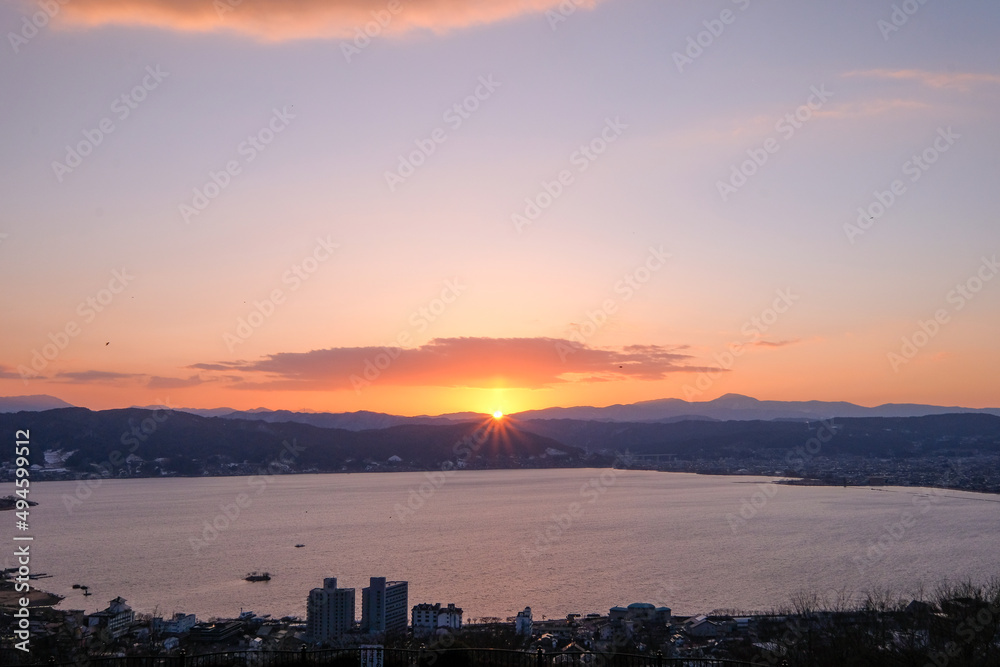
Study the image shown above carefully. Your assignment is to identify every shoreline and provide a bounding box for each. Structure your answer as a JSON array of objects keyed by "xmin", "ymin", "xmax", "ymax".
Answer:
[
  {"xmin": 0, "ymin": 581, "xmax": 64, "ymax": 609},
  {"xmin": 9, "ymin": 467, "xmax": 1000, "ymax": 497}
]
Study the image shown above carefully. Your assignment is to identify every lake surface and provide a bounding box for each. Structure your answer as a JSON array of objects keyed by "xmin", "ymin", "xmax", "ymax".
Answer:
[{"xmin": 8, "ymin": 470, "xmax": 1000, "ymax": 621}]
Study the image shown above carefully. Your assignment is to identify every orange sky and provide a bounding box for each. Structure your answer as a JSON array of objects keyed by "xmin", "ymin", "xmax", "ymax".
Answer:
[{"xmin": 1, "ymin": 0, "xmax": 998, "ymax": 415}]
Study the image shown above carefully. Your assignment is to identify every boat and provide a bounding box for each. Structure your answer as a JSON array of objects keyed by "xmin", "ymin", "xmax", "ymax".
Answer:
[
  {"xmin": 245, "ymin": 572, "xmax": 271, "ymax": 582},
  {"xmin": 295, "ymin": 544, "xmax": 305, "ymax": 548}
]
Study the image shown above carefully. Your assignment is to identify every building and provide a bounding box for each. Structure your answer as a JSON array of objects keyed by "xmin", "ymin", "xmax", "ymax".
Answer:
[
  {"xmin": 654, "ymin": 607, "xmax": 672, "ymax": 624},
  {"xmin": 189, "ymin": 620, "xmax": 244, "ymax": 643},
  {"xmin": 626, "ymin": 603, "xmax": 655, "ymax": 622},
  {"xmin": 88, "ymin": 597, "xmax": 134, "ymax": 639},
  {"xmin": 361, "ymin": 577, "xmax": 408, "ymax": 635},
  {"xmin": 153, "ymin": 613, "xmax": 196, "ymax": 635},
  {"xmin": 515, "ymin": 607, "xmax": 533, "ymax": 636},
  {"xmin": 438, "ymin": 603, "xmax": 462, "ymax": 631},
  {"xmin": 412, "ymin": 603, "xmax": 463, "ymax": 636},
  {"xmin": 684, "ymin": 615, "xmax": 735, "ymax": 638},
  {"xmin": 308, "ymin": 577, "xmax": 356, "ymax": 642}
]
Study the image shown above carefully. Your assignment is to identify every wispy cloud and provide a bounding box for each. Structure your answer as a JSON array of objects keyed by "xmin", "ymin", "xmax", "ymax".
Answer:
[
  {"xmin": 749, "ymin": 339, "xmax": 800, "ymax": 348},
  {"xmin": 50, "ymin": 0, "xmax": 605, "ymax": 41},
  {"xmin": 195, "ymin": 337, "xmax": 714, "ymax": 391},
  {"xmin": 53, "ymin": 370, "xmax": 143, "ymax": 384},
  {"xmin": 147, "ymin": 375, "xmax": 206, "ymax": 389},
  {"xmin": 842, "ymin": 69, "xmax": 1000, "ymax": 92},
  {"xmin": 0, "ymin": 365, "xmax": 27, "ymax": 380},
  {"xmin": 813, "ymin": 98, "xmax": 931, "ymax": 119}
]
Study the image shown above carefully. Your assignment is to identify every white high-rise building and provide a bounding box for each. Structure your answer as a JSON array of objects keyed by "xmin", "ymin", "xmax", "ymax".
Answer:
[
  {"xmin": 308, "ymin": 578, "xmax": 355, "ymax": 642},
  {"xmin": 361, "ymin": 577, "xmax": 408, "ymax": 635}
]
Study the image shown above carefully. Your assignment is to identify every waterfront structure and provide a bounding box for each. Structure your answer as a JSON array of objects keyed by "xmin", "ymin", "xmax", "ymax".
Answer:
[
  {"xmin": 412, "ymin": 603, "xmax": 463, "ymax": 636},
  {"xmin": 515, "ymin": 607, "xmax": 532, "ymax": 636},
  {"xmin": 308, "ymin": 577, "xmax": 356, "ymax": 642},
  {"xmin": 361, "ymin": 577, "xmax": 409, "ymax": 634}
]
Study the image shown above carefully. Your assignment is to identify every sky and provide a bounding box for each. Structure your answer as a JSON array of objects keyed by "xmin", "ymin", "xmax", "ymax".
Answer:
[{"xmin": 1, "ymin": 0, "xmax": 998, "ymax": 416}]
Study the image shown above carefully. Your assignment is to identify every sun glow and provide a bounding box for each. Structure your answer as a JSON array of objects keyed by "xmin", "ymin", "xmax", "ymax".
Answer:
[{"xmin": 493, "ymin": 410, "xmax": 503, "ymax": 419}]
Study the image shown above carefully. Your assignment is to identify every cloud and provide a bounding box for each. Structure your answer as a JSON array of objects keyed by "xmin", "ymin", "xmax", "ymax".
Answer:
[
  {"xmin": 52, "ymin": 370, "xmax": 143, "ymax": 383},
  {"xmin": 749, "ymin": 339, "xmax": 800, "ymax": 348},
  {"xmin": 51, "ymin": 0, "xmax": 605, "ymax": 42},
  {"xmin": 842, "ymin": 69, "xmax": 1000, "ymax": 92},
  {"xmin": 203, "ymin": 337, "xmax": 715, "ymax": 391},
  {"xmin": 813, "ymin": 98, "xmax": 930, "ymax": 119},
  {"xmin": 187, "ymin": 362, "xmax": 238, "ymax": 371},
  {"xmin": 147, "ymin": 375, "xmax": 206, "ymax": 389},
  {"xmin": 0, "ymin": 365, "xmax": 27, "ymax": 380}
]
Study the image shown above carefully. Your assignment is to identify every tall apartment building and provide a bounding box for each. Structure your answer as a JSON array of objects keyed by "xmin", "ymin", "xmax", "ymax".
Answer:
[
  {"xmin": 361, "ymin": 577, "xmax": 408, "ymax": 634},
  {"xmin": 307, "ymin": 577, "xmax": 356, "ymax": 642},
  {"xmin": 515, "ymin": 607, "xmax": 532, "ymax": 636}
]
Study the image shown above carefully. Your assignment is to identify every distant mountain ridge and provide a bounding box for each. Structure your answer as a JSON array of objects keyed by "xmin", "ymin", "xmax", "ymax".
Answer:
[
  {"xmin": 512, "ymin": 393, "xmax": 1000, "ymax": 422},
  {"xmin": 0, "ymin": 394, "xmax": 75, "ymax": 412},
  {"xmin": 3, "ymin": 408, "xmax": 999, "ymax": 482},
  {"xmin": 0, "ymin": 407, "xmax": 580, "ymax": 476},
  {"xmin": 2, "ymin": 393, "xmax": 998, "ymax": 427},
  {"xmin": 168, "ymin": 407, "xmax": 484, "ymax": 430}
]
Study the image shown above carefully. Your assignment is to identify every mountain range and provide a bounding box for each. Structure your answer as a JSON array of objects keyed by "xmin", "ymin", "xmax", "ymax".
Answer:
[
  {"xmin": 0, "ymin": 407, "xmax": 578, "ymax": 475},
  {"xmin": 3, "ymin": 393, "xmax": 997, "ymax": 426}
]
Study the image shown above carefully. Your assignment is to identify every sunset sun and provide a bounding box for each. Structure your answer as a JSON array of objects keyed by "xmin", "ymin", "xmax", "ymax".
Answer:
[{"xmin": 493, "ymin": 410, "xmax": 503, "ymax": 420}]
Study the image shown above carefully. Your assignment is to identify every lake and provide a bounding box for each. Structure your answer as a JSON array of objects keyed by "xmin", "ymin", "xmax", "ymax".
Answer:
[{"xmin": 9, "ymin": 469, "xmax": 1000, "ymax": 621}]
